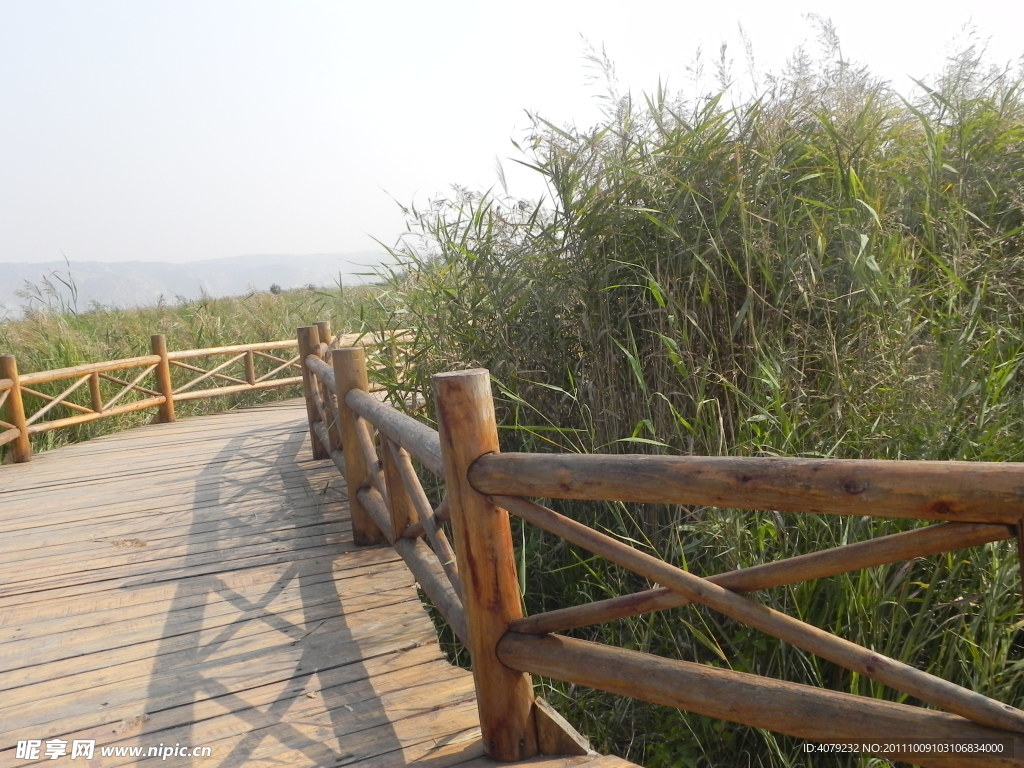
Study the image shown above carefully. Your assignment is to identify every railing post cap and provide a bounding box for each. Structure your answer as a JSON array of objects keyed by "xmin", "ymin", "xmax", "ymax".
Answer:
[
  {"xmin": 333, "ymin": 345, "xmax": 364, "ymax": 358},
  {"xmin": 433, "ymin": 368, "xmax": 490, "ymax": 381}
]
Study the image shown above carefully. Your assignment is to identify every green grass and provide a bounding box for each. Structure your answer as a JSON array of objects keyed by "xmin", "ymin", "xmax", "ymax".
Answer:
[
  {"xmin": 366, "ymin": 34, "xmax": 1024, "ymax": 768},
  {"xmin": 0, "ymin": 279, "xmax": 392, "ymax": 458}
]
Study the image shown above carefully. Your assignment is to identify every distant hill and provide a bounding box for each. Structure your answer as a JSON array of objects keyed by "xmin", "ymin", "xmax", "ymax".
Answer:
[{"xmin": 0, "ymin": 252, "xmax": 387, "ymax": 318}]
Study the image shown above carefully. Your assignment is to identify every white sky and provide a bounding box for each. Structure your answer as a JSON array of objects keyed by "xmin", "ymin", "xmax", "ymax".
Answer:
[{"xmin": 1, "ymin": 0, "xmax": 1021, "ymax": 266}]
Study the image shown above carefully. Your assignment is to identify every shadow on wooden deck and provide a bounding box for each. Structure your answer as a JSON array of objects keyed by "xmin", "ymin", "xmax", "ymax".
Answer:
[
  {"xmin": 0, "ymin": 400, "xmax": 636, "ymax": 768},
  {"xmin": 0, "ymin": 402, "xmax": 476, "ymax": 766}
]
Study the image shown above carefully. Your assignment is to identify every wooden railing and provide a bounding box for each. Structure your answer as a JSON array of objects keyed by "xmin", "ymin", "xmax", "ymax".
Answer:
[
  {"xmin": 0, "ymin": 325, "xmax": 389, "ymax": 463},
  {"xmin": 299, "ymin": 323, "xmax": 1024, "ymax": 766}
]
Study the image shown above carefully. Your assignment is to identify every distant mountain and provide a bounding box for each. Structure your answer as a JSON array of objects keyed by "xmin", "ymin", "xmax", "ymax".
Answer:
[{"xmin": 0, "ymin": 252, "xmax": 387, "ymax": 318}]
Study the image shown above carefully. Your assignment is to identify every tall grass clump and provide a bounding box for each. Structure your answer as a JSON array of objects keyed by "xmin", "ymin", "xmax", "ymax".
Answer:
[
  {"xmin": 372, "ymin": 33, "xmax": 1024, "ymax": 768},
  {"xmin": 0, "ymin": 279, "xmax": 390, "ymax": 456}
]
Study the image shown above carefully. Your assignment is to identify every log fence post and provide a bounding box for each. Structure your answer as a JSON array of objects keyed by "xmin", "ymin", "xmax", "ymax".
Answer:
[
  {"xmin": 89, "ymin": 372, "xmax": 103, "ymax": 414},
  {"xmin": 244, "ymin": 350, "xmax": 256, "ymax": 385},
  {"xmin": 380, "ymin": 436, "xmax": 417, "ymax": 541},
  {"xmin": 316, "ymin": 320, "xmax": 333, "ymax": 348},
  {"xmin": 0, "ymin": 355, "xmax": 32, "ymax": 463},
  {"xmin": 316, "ymin": 321, "xmax": 344, "ymax": 454},
  {"xmin": 298, "ymin": 325, "xmax": 328, "ymax": 460},
  {"xmin": 333, "ymin": 347, "xmax": 385, "ymax": 545},
  {"xmin": 434, "ymin": 368, "xmax": 538, "ymax": 761},
  {"xmin": 151, "ymin": 334, "xmax": 176, "ymax": 423}
]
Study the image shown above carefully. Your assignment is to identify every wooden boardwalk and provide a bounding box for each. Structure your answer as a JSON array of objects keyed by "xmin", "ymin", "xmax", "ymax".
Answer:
[{"xmin": 0, "ymin": 400, "xmax": 636, "ymax": 768}]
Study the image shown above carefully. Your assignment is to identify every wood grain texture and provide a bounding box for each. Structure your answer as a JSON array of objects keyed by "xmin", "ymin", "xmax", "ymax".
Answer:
[
  {"xmin": 498, "ymin": 494, "xmax": 1024, "ymax": 735},
  {"xmin": 151, "ymin": 334, "xmax": 176, "ymax": 424},
  {"xmin": 499, "ymin": 633, "xmax": 1024, "ymax": 768},
  {"xmin": 434, "ymin": 370, "xmax": 539, "ymax": 761},
  {"xmin": 346, "ymin": 388, "xmax": 444, "ymax": 477},
  {"xmin": 17, "ymin": 355, "xmax": 161, "ymax": 385},
  {"xmin": 332, "ymin": 346, "xmax": 384, "ymax": 546},
  {"xmin": 0, "ymin": 354, "xmax": 31, "ymax": 462},
  {"xmin": 472, "ymin": 453, "xmax": 1024, "ymax": 524},
  {"xmin": 511, "ymin": 521, "xmax": 1012, "ymax": 634},
  {"xmin": 0, "ymin": 399, "xmax": 634, "ymax": 768}
]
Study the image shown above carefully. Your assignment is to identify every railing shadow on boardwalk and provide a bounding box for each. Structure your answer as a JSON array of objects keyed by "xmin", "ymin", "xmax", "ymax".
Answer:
[{"xmin": 124, "ymin": 415, "xmax": 409, "ymax": 765}]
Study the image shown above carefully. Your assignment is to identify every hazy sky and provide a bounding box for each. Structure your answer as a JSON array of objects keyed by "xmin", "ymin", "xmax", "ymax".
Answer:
[{"xmin": 2, "ymin": 1, "xmax": 1021, "ymax": 267}]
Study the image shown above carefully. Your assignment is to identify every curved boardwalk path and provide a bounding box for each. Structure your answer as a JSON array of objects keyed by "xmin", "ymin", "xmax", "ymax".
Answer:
[{"xmin": 0, "ymin": 400, "xmax": 636, "ymax": 768}]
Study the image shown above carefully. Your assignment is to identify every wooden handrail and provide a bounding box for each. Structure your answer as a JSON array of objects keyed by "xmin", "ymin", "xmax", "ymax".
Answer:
[
  {"xmin": 16, "ymin": 354, "xmax": 161, "ymax": 385},
  {"xmin": 303, "ymin": 332, "xmax": 595, "ymax": 760},
  {"xmin": 470, "ymin": 452, "xmax": 1024, "ymax": 525},
  {"xmin": 310, "ymin": 334, "xmax": 470, "ymax": 646},
  {"xmin": 166, "ymin": 339, "xmax": 300, "ymax": 359},
  {"xmin": 298, "ymin": 344, "xmax": 1024, "ymax": 766},
  {"xmin": 0, "ymin": 330, "xmax": 397, "ymax": 463},
  {"xmin": 497, "ymin": 633, "xmax": 1021, "ymax": 750},
  {"xmin": 345, "ymin": 388, "xmax": 443, "ymax": 476}
]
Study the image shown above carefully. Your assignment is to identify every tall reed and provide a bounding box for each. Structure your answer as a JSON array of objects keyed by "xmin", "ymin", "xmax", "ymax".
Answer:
[{"xmin": 372, "ymin": 37, "xmax": 1024, "ymax": 767}]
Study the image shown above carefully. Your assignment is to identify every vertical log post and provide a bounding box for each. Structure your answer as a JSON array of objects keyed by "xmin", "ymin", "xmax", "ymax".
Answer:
[
  {"xmin": 316, "ymin": 321, "xmax": 343, "ymax": 454},
  {"xmin": 316, "ymin": 320, "xmax": 333, "ymax": 349},
  {"xmin": 89, "ymin": 372, "xmax": 103, "ymax": 414},
  {"xmin": 333, "ymin": 347, "xmax": 385, "ymax": 545},
  {"xmin": 434, "ymin": 369, "xmax": 538, "ymax": 761},
  {"xmin": 244, "ymin": 350, "xmax": 256, "ymax": 385},
  {"xmin": 380, "ymin": 436, "xmax": 417, "ymax": 541},
  {"xmin": 298, "ymin": 325, "xmax": 328, "ymax": 460},
  {"xmin": 151, "ymin": 334, "xmax": 176, "ymax": 423},
  {"xmin": 0, "ymin": 355, "xmax": 32, "ymax": 463}
]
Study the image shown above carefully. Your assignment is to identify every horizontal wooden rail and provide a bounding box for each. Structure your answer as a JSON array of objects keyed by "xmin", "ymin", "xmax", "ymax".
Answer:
[
  {"xmin": 497, "ymin": 633, "xmax": 1022, "ymax": 768},
  {"xmin": 172, "ymin": 378, "xmax": 303, "ymax": 402},
  {"xmin": 305, "ymin": 355, "xmax": 335, "ymax": 392},
  {"xmin": 471, "ymin": 453, "xmax": 1024, "ymax": 525},
  {"xmin": 16, "ymin": 355, "xmax": 162, "ymax": 385},
  {"xmin": 345, "ymin": 388, "xmax": 444, "ymax": 476},
  {"xmin": 166, "ymin": 339, "xmax": 300, "ymax": 360},
  {"xmin": 25, "ymin": 397, "xmax": 167, "ymax": 434}
]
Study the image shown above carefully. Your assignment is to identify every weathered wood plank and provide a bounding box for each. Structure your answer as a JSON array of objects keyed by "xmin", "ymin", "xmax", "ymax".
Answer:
[
  {"xmin": 0, "ymin": 397, "xmax": 639, "ymax": 768},
  {"xmin": 0, "ymin": 582, "xmax": 419, "ymax": 676}
]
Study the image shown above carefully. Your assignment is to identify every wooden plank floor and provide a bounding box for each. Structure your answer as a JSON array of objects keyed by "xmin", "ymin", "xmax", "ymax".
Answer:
[{"xmin": 0, "ymin": 399, "xmax": 638, "ymax": 768}]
